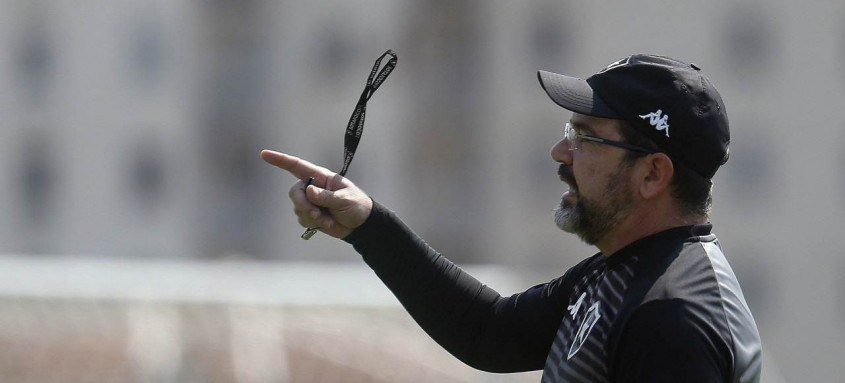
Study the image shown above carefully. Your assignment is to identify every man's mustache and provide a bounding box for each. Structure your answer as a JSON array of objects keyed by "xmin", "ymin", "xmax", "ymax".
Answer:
[{"xmin": 558, "ymin": 165, "xmax": 577, "ymax": 190}]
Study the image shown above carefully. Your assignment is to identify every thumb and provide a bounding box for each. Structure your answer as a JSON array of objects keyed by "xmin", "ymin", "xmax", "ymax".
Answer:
[
  {"xmin": 304, "ymin": 180, "xmax": 372, "ymax": 233},
  {"xmin": 305, "ymin": 184, "xmax": 345, "ymax": 210}
]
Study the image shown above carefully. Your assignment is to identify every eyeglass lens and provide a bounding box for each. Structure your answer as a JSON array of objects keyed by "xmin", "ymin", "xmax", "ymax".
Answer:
[{"xmin": 565, "ymin": 123, "xmax": 579, "ymax": 150}]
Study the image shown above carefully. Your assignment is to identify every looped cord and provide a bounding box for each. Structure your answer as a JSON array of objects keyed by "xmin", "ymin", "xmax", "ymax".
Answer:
[
  {"xmin": 300, "ymin": 50, "xmax": 397, "ymax": 240},
  {"xmin": 340, "ymin": 50, "xmax": 398, "ymax": 176}
]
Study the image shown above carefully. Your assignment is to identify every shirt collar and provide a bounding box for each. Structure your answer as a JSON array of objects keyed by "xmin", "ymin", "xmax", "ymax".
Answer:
[{"xmin": 603, "ymin": 224, "xmax": 713, "ymax": 268}]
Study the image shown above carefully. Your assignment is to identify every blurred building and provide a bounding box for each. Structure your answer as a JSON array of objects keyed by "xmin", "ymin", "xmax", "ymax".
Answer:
[
  {"xmin": 0, "ymin": 1, "xmax": 203, "ymax": 258},
  {"xmin": 0, "ymin": 0, "xmax": 843, "ymax": 382}
]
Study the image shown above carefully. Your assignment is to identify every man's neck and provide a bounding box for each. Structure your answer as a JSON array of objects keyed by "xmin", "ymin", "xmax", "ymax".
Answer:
[{"xmin": 596, "ymin": 208, "xmax": 706, "ymax": 256}]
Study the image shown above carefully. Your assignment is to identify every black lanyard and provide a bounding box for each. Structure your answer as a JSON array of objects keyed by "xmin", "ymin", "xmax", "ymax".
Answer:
[
  {"xmin": 339, "ymin": 49, "xmax": 398, "ymax": 177},
  {"xmin": 302, "ymin": 50, "xmax": 397, "ymax": 240}
]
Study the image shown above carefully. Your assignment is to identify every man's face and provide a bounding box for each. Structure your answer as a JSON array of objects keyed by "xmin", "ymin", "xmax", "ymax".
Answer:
[{"xmin": 550, "ymin": 114, "xmax": 637, "ymax": 245}]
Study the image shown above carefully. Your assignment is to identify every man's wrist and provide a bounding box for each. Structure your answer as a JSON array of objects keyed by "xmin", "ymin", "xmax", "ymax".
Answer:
[{"xmin": 342, "ymin": 197, "xmax": 377, "ymax": 241}]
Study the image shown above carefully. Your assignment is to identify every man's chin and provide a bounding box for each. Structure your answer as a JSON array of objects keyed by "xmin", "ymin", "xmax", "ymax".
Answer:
[
  {"xmin": 553, "ymin": 205, "xmax": 578, "ymax": 233},
  {"xmin": 554, "ymin": 202, "xmax": 601, "ymax": 245}
]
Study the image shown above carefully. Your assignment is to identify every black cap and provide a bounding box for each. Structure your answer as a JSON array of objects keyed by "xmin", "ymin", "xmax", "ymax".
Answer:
[{"xmin": 538, "ymin": 54, "xmax": 730, "ymax": 179}]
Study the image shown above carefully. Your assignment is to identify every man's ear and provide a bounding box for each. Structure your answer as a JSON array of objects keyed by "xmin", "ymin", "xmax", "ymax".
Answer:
[{"xmin": 638, "ymin": 153, "xmax": 674, "ymax": 199}]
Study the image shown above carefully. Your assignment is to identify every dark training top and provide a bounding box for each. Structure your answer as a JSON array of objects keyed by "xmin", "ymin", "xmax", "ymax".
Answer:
[{"xmin": 344, "ymin": 202, "xmax": 762, "ymax": 382}]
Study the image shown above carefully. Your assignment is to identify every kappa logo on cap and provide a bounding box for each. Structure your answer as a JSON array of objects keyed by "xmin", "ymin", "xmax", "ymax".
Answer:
[
  {"xmin": 597, "ymin": 56, "xmax": 631, "ymax": 74},
  {"xmin": 639, "ymin": 109, "xmax": 670, "ymax": 138}
]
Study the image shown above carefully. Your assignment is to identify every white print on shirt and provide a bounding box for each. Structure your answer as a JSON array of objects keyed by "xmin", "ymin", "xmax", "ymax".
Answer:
[
  {"xmin": 567, "ymin": 292, "xmax": 586, "ymax": 319},
  {"xmin": 639, "ymin": 109, "xmax": 670, "ymax": 137},
  {"xmin": 568, "ymin": 301, "xmax": 602, "ymax": 360}
]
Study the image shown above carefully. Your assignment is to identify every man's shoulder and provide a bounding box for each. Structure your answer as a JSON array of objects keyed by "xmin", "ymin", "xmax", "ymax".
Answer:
[
  {"xmin": 637, "ymin": 237, "xmax": 725, "ymax": 302},
  {"xmin": 610, "ymin": 235, "xmax": 733, "ymax": 340},
  {"xmin": 621, "ymin": 235, "xmax": 756, "ymax": 347},
  {"xmin": 613, "ymin": 237, "xmax": 762, "ymax": 382}
]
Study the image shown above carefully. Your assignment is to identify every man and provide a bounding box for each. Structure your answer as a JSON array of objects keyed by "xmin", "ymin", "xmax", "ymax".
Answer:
[{"xmin": 261, "ymin": 54, "xmax": 762, "ymax": 382}]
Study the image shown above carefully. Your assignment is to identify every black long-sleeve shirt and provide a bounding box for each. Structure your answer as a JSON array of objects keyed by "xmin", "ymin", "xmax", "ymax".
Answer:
[{"xmin": 344, "ymin": 202, "xmax": 762, "ymax": 382}]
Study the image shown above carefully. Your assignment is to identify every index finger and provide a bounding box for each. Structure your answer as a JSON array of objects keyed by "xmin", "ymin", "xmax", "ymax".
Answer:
[{"xmin": 260, "ymin": 150, "xmax": 331, "ymax": 180}]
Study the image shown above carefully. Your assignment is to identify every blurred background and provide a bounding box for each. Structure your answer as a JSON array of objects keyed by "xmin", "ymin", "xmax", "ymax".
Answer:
[{"xmin": 0, "ymin": 0, "xmax": 842, "ymax": 381}]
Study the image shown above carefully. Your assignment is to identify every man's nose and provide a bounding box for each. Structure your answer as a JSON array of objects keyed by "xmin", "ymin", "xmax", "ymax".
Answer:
[{"xmin": 550, "ymin": 138, "xmax": 573, "ymax": 164}]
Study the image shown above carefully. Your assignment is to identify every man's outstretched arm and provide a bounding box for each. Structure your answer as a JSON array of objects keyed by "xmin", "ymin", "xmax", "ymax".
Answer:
[
  {"xmin": 262, "ymin": 149, "xmax": 567, "ymax": 372},
  {"xmin": 344, "ymin": 201, "xmax": 571, "ymax": 372}
]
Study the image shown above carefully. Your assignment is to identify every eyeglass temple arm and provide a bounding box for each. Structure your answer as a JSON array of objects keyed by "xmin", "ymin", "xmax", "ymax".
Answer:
[{"xmin": 579, "ymin": 135, "xmax": 657, "ymax": 154}]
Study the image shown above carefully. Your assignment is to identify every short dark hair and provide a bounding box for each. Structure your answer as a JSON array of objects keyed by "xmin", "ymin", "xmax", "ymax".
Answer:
[{"xmin": 617, "ymin": 121, "xmax": 714, "ymax": 218}]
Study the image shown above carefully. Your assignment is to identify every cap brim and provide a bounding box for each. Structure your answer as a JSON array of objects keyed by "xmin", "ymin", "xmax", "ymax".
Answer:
[{"xmin": 537, "ymin": 70, "xmax": 619, "ymax": 118}]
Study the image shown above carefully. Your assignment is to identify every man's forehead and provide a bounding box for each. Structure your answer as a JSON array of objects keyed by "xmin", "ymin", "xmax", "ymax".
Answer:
[{"xmin": 569, "ymin": 113, "xmax": 624, "ymax": 135}]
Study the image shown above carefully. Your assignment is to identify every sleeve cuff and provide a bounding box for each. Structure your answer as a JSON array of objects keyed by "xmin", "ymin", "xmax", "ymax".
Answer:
[{"xmin": 342, "ymin": 198, "xmax": 385, "ymax": 245}]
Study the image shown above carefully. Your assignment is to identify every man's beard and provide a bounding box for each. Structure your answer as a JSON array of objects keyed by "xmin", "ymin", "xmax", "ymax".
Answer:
[{"xmin": 554, "ymin": 163, "xmax": 635, "ymax": 245}]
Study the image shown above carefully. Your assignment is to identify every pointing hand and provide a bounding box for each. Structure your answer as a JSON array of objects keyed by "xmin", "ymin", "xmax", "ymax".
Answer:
[{"xmin": 261, "ymin": 150, "xmax": 373, "ymax": 239}]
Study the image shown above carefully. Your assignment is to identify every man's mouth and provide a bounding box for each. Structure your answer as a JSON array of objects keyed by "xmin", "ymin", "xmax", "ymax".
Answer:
[{"xmin": 558, "ymin": 165, "xmax": 578, "ymax": 194}]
